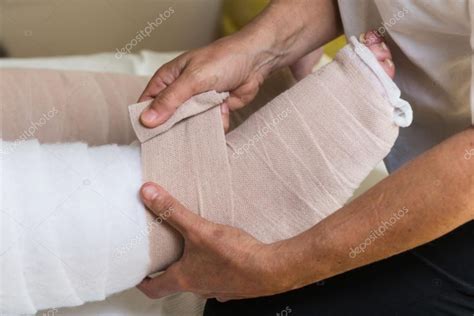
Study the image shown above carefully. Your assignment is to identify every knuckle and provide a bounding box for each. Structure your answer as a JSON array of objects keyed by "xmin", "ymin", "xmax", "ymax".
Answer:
[
  {"xmin": 186, "ymin": 67, "xmax": 215, "ymax": 92},
  {"xmin": 152, "ymin": 191, "xmax": 175, "ymax": 214},
  {"xmin": 157, "ymin": 60, "xmax": 181, "ymax": 83},
  {"xmin": 158, "ymin": 90, "xmax": 179, "ymax": 110},
  {"xmin": 149, "ymin": 100, "xmax": 160, "ymax": 112},
  {"xmin": 187, "ymin": 67, "xmax": 204, "ymax": 81}
]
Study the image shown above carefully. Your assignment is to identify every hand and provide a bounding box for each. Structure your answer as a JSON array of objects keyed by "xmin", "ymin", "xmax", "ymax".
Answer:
[
  {"xmin": 137, "ymin": 0, "xmax": 342, "ymax": 131},
  {"xmin": 138, "ymin": 34, "xmax": 273, "ymax": 132},
  {"xmin": 137, "ymin": 182, "xmax": 284, "ymax": 301},
  {"xmin": 289, "ymin": 48, "xmax": 323, "ymax": 81}
]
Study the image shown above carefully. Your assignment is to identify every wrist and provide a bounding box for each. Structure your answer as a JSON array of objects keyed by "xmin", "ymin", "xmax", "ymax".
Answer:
[
  {"xmin": 228, "ymin": 26, "xmax": 284, "ymax": 79},
  {"xmin": 259, "ymin": 240, "xmax": 301, "ymax": 294},
  {"xmin": 233, "ymin": 0, "xmax": 342, "ymax": 77},
  {"xmin": 263, "ymin": 232, "xmax": 330, "ymax": 293},
  {"xmin": 231, "ymin": 2, "xmax": 307, "ymax": 78}
]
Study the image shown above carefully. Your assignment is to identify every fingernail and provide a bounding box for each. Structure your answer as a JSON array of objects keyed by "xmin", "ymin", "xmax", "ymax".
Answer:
[
  {"xmin": 141, "ymin": 109, "xmax": 159, "ymax": 125},
  {"xmin": 221, "ymin": 104, "xmax": 229, "ymax": 114},
  {"xmin": 381, "ymin": 42, "xmax": 388, "ymax": 51},
  {"xmin": 359, "ymin": 33, "xmax": 366, "ymax": 44},
  {"xmin": 385, "ymin": 59, "xmax": 394, "ymax": 68},
  {"xmin": 142, "ymin": 184, "xmax": 159, "ymax": 201}
]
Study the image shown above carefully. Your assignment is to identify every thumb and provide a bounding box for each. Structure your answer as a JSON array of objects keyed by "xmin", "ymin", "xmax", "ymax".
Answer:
[
  {"xmin": 137, "ymin": 265, "xmax": 183, "ymax": 299},
  {"xmin": 140, "ymin": 182, "xmax": 203, "ymax": 236},
  {"xmin": 140, "ymin": 74, "xmax": 202, "ymax": 128}
]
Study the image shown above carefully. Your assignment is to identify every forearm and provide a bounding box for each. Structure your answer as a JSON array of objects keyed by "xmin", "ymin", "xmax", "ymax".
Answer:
[
  {"xmin": 231, "ymin": 0, "xmax": 342, "ymax": 76},
  {"xmin": 271, "ymin": 128, "xmax": 474, "ymax": 291}
]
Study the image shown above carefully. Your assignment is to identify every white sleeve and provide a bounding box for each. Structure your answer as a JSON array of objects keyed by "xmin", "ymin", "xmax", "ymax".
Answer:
[{"xmin": 0, "ymin": 139, "xmax": 150, "ymax": 314}]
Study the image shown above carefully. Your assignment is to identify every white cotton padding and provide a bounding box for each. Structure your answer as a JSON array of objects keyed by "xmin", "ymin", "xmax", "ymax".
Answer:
[{"xmin": 0, "ymin": 139, "xmax": 148, "ymax": 314}]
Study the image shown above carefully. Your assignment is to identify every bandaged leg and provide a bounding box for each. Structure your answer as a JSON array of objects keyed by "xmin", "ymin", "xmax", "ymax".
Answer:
[
  {"xmin": 1, "ymin": 37, "xmax": 411, "ymax": 314},
  {"xmin": 130, "ymin": 37, "xmax": 411, "ymax": 271},
  {"xmin": 1, "ymin": 140, "xmax": 148, "ymax": 313},
  {"xmin": 0, "ymin": 70, "xmax": 147, "ymax": 145},
  {"xmin": 1, "ymin": 70, "xmax": 154, "ymax": 314},
  {"xmin": 227, "ymin": 37, "xmax": 411, "ymax": 242}
]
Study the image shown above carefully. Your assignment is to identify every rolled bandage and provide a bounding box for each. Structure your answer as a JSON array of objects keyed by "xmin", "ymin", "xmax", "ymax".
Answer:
[{"xmin": 129, "ymin": 36, "xmax": 412, "ymax": 271}]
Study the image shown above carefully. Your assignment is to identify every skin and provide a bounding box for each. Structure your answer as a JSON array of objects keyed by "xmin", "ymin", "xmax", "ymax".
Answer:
[{"xmin": 135, "ymin": 0, "xmax": 473, "ymax": 302}]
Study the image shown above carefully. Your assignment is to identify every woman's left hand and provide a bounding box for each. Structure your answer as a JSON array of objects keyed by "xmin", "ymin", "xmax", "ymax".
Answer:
[{"xmin": 137, "ymin": 182, "xmax": 284, "ymax": 302}]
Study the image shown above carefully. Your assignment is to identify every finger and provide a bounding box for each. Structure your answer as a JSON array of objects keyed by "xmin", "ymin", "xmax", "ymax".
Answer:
[
  {"xmin": 137, "ymin": 269, "xmax": 182, "ymax": 299},
  {"xmin": 140, "ymin": 182, "xmax": 204, "ymax": 235},
  {"xmin": 221, "ymin": 103, "xmax": 230, "ymax": 133},
  {"xmin": 224, "ymin": 80, "xmax": 259, "ymax": 111},
  {"xmin": 140, "ymin": 74, "xmax": 202, "ymax": 128},
  {"xmin": 137, "ymin": 76, "xmax": 168, "ymax": 103},
  {"xmin": 138, "ymin": 62, "xmax": 178, "ymax": 103}
]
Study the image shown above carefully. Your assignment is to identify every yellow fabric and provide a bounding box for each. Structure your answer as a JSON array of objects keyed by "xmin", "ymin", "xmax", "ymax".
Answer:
[
  {"xmin": 221, "ymin": 0, "xmax": 269, "ymax": 35},
  {"xmin": 220, "ymin": 0, "xmax": 345, "ymax": 58},
  {"xmin": 324, "ymin": 36, "xmax": 346, "ymax": 58}
]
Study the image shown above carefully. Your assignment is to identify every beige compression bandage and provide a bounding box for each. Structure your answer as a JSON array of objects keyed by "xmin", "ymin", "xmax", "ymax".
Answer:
[{"xmin": 128, "ymin": 37, "xmax": 412, "ymax": 272}]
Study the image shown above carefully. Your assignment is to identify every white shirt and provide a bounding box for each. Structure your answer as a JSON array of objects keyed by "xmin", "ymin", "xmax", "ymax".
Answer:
[{"xmin": 338, "ymin": 0, "xmax": 473, "ymax": 170}]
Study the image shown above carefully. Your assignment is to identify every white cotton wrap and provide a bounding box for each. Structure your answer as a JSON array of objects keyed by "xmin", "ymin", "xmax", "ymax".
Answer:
[{"xmin": 0, "ymin": 140, "xmax": 148, "ymax": 314}]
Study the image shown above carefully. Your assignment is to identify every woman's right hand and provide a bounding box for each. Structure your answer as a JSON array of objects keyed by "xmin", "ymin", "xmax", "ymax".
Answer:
[
  {"xmin": 138, "ymin": 0, "xmax": 342, "ymax": 131},
  {"xmin": 138, "ymin": 34, "xmax": 273, "ymax": 131}
]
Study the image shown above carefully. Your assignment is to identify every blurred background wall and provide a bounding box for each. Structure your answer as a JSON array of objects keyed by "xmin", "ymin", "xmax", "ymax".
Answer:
[
  {"xmin": 0, "ymin": 0, "xmax": 344, "ymax": 58},
  {"xmin": 0, "ymin": 0, "xmax": 223, "ymax": 57}
]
